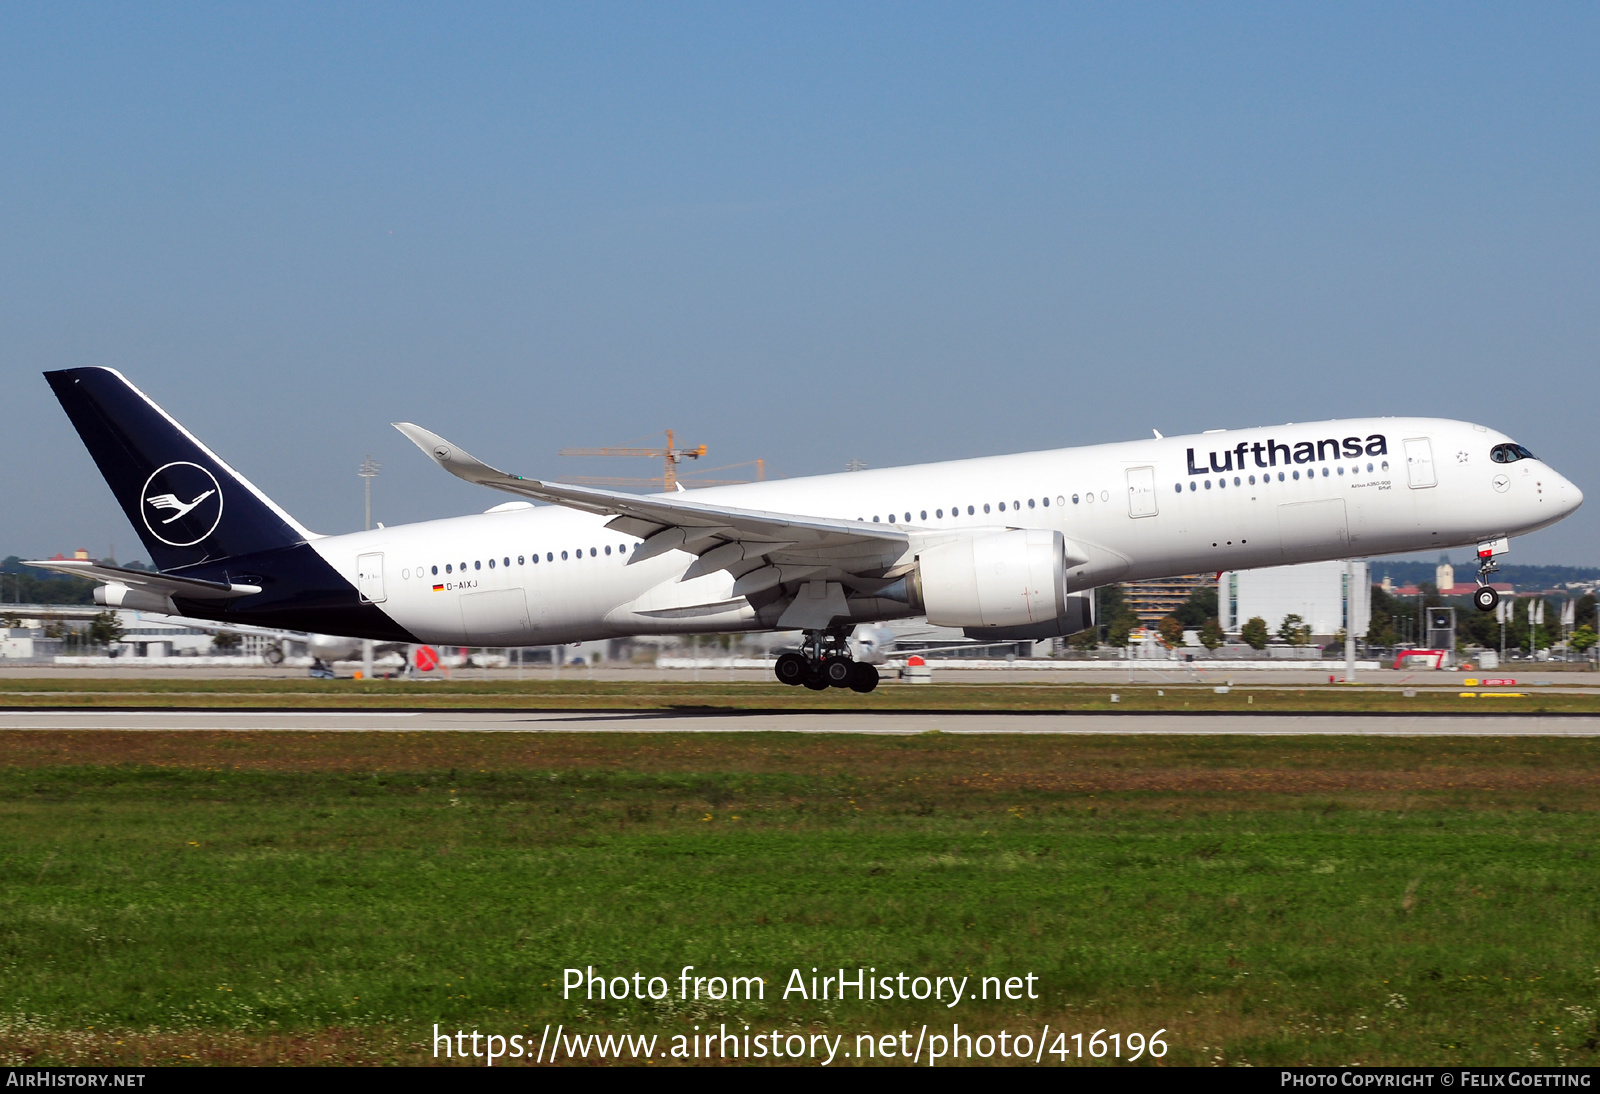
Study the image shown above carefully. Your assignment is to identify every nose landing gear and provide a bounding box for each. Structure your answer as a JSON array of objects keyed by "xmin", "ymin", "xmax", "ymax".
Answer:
[
  {"xmin": 1473, "ymin": 537, "xmax": 1509, "ymax": 612},
  {"xmin": 772, "ymin": 630, "xmax": 881, "ymax": 693}
]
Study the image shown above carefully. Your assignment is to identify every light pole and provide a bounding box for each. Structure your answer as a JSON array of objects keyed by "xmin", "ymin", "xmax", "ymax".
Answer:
[
  {"xmin": 358, "ymin": 456, "xmax": 380, "ymax": 680},
  {"xmin": 1344, "ymin": 559, "xmax": 1356, "ymax": 683}
]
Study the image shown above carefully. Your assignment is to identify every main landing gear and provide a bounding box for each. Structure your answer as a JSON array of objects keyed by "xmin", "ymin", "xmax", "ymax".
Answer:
[
  {"xmin": 1473, "ymin": 585, "xmax": 1499, "ymax": 613},
  {"xmin": 774, "ymin": 630, "xmax": 879, "ymax": 693}
]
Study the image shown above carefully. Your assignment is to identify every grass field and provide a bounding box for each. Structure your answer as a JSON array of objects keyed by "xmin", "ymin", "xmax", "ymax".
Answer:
[
  {"xmin": 1, "ymin": 676, "xmax": 1599, "ymax": 713},
  {"xmin": 2, "ymin": 727, "xmax": 1598, "ymax": 1066}
]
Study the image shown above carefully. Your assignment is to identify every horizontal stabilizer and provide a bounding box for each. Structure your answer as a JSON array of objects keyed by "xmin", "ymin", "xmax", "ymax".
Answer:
[{"xmin": 25, "ymin": 559, "xmax": 261, "ymax": 600}]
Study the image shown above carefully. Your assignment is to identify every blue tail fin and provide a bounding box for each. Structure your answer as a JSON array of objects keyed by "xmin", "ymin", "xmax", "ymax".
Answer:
[{"xmin": 45, "ymin": 367, "xmax": 315, "ymax": 570}]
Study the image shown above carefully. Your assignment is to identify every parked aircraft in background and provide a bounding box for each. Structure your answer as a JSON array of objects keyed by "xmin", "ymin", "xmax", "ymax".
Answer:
[{"xmin": 32, "ymin": 368, "xmax": 1582, "ymax": 694}]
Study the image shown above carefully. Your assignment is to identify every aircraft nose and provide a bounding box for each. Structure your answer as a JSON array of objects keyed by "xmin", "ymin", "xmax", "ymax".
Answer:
[{"xmin": 1562, "ymin": 474, "xmax": 1584, "ymax": 515}]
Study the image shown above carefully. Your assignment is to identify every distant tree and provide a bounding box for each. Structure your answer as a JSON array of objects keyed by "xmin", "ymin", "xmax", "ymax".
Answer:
[
  {"xmin": 1576, "ymin": 594, "xmax": 1597, "ymax": 633},
  {"xmin": 1572, "ymin": 626, "xmax": 1597, "ymax": 653},
  {"xmin": 1, "ymin": 611, "xmax": 21, "ymax": 630},
  {"xmin": 1367, "ymin": 585, "xmax": 1397, "ymax": 648},
  {"xmin": 1156, "ymin": 615, "xmax": 1184, "ymax": 649},
  {"xmin": 210, "ymin": 631, "xmax": 241, "ymax": 652},
  {"xmin": 1105, "ymin": 616, "xmax": 1133, "ymax": 650},
  {"xmin": 1174, "ymin": 585, "xmax": 1219, "ymax": 628},
  {"xmin": 86, "ymin": 611, "xmax": 123, "ymax": 649},
  {"xmin": 1098, "ymin": 585, "xmax": 1140, "ymax": 649},
  {"xmin": 1069, "ymin": 628, "xmax": 1098, "ymax": 651},
  {"xmin": 1198, "ymin": 617, "xmax": 1225, "ymax": 650},
  {"xmin": 1278, "ymin": 613, "xmax": 1311, "ymax": 647},
  {"xmin": 1240, "ymin": 616, "xmax": 1270, "ymax": 650}
]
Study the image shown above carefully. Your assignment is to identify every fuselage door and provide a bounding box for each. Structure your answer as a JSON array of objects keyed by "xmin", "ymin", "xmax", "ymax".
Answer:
[
  {"xmin": 1126, "ymin": 466, "xmax": 1158, "ymax": 518},
  {"xmin": 1403, "ymin": 438, "xmax": 1436, "ymax": 489},
  {"xmin": 356, "ymin": 552, "xmax": 386, "ymax": 603}
]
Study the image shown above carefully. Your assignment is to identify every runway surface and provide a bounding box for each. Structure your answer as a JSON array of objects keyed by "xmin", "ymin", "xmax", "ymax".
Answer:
[{"xmin": 3, "ymin": 710, "xmax": 1600, "ymax": 735}]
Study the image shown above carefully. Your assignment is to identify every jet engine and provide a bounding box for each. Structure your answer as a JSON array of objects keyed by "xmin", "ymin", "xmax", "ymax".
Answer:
[{"xmin": 895, "ymin": 529, "xmax": 1095, "ymax": 639}]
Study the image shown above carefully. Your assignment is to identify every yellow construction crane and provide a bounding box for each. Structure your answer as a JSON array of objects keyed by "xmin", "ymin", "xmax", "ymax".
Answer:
[
  {"xmin": 558, "ymin": 430, "xmax": 707, "ymax": 491},
  {"xmin": 558, "ymin": 433, "xmax": 768, "ymax": 491}
]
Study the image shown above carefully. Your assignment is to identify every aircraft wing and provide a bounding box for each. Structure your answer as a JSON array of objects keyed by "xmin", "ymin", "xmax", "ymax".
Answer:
[
  {"xmin": 23, "ymin": 560, "xmax": 261, "ymax": 600},
  {"xmin": 394, "ymin": 423, "xmax": 915, "ymax": 592}
]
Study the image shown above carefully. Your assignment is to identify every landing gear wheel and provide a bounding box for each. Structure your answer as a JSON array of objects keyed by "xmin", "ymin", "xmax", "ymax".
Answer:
[
  {"xmin": 848, "ymin": 662, "xmax": 880, "ymax": 693},
  {"xmin": 262, "ymin": 644, "xmax": 285, "ymax": 666},
  {"xmin": 823, "ymin": 659, "xmax": 853, "ymax": 688},
  {"xmin": 774, "ymin": 652, "xmax": 808, "ymax": 686},
  {"xmin": 802, "ymin": 675, "xmax": 830, "ymax": 691},
  {"xmin": 1473, "ymin": 585, "xmax": 1500, "ymax": 612}
]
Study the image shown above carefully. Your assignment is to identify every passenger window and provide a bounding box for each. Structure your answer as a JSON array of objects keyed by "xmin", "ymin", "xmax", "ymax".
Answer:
[
  {"xmin": 1248, "ymin": 475, "xmax": 1255, "ymax": 485},
  {"xmin": 1028, "ymin": 498, "xmax": 1035, "ymax": 509},
  {"xmin": 920, "ymin": 510, "xmax": 927, "ymax": 521},
  {"xmin": 1292, "ymin": 471, "xmax": 1300, "ymax": 480},
  {"xmin": 546, "ymin": 552, "xmax": 553, "ymax": 562},
  {"xmin": 998, "ymin": 502, "xmax": 1006, "ymax": 512},
  {"xmin": 1322, "ymin": 468, "xmax": 1329, "ymax": 477},
  {"xmin": 561, "ymin": 551, "xmax": 568, "ymax": 560},
  {"xmin": 590, "ymin": 548, "xmax": 597, "ymax": 557},
  {"xmin": 1278, "ymin": 472, "xmax": 1285, "ymax": 481},
  {"xmin": 967, "ymin": 505, "xmax": 975, "ymax": 515},
  {"xmin": 1381, "ymin": 462, "xmax": 1388, "ymax": 472},
  {"xmin": 1205, "ymin": 480, "xmax": 1212, "ymax": 490},
  {"xmin": 620, "ymin": 544, "xmax": 627, "ymax": 553},
  {"xmin": 1055, "ymin": 495, "xmax": 1064, "ymax": 506},
  {"xmin": 488, "ymin": 559, "xmax": 495, "ymax": 569},
  {"xmin": 445, "ymin": 564, "xmax": 452, "ymax": 574},
  {"xmin": 1337, "ymin": 467, "xmax": 1344, "ymax": 476},
  {"xmin": 1174, "ymin": 483, "xmax": 1182, "ymax": 493},
  {"xmin": 432, "ymin": 565, "xmax": 438, "ymax": 575},
  {"xmin": 402, "ymin": 569, "xmax": 409, "ymax": 580},
  {"xmin": 1013, "ymin": 500, "xmax": 1020, "ymax": 509},
  {"xmin": 904, "ymin": 513, "xmax": 911, "ymax": 523},
  {"xmin": 504, "ymin": 557, "xmax": 510, "ymax": 566},
  {"xmin": 517, "ymin": 556, "xmax": 524, "ymax": 565},
  {"xmin": 1188, "ymin": 482, "xmax": 1196, "ymax": 492},
  {"xmin": 475, "ymin": 560, "xmax": 482, "ymax": 570},
  {"xmin": 605, "ymin": 545, "xmax": 612, "ymax": 555},
  {"xmin": 936, "ymin": 508, "xmax": 944, "ymax": 518},
  {"xmin": 873, "ymin": 516, "xmax": 880, "ymax": 523},
  {"xmin": 1233, "ymin": 477, "xmax": 1240, "ymax": 486},
  {"xmin": 984, "ymin": 503, "xmax": 991, "ymax": 513},
  {"xmin": 1367, "ymin": 463, "xmax": 1373, "ymax": 472},
  {"xmin": 532, "ymin": 554, "xmax": 539, "ymax": 564}
]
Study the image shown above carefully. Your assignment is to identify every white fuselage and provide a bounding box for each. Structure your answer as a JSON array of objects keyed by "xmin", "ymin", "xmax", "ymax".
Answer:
[{"xmin": 306, "ymin": 417, "xmax": 1582, "ymax": 647}]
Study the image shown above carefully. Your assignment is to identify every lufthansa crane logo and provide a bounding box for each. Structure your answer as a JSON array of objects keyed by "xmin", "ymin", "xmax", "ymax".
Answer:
[{"xmin": 140, "ymin": 462, "xmax": 224, "ymax": 547}]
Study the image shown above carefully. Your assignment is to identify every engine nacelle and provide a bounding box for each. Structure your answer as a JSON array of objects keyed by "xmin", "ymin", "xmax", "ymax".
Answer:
[{"xmin": 911, "ymin": 529, "xmax": 1069, "ymax": 630}]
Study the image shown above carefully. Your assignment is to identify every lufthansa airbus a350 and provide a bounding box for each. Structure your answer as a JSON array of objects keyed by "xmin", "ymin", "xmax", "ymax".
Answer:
[{"xmin": 33, "ymin": 368, "xmax": 1582, "ymax": 693}]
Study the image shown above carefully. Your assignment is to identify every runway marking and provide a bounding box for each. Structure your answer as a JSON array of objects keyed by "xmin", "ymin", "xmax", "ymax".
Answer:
[
  {"xmin": 101, "ymin": 711, "xmax": 420, "ymax": 717},
  {"xmin": 2, "ymin": 712, "xmax": 1599, "ymax": 736}
]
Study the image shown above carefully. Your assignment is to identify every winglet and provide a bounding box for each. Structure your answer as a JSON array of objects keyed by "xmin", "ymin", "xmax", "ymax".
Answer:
[{"xmin": 392, "ymin": 423, "xmax": 525, "ymax": 489}]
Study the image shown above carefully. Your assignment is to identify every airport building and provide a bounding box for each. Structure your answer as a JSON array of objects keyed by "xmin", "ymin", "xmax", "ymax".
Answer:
[
  {"xmin": 1219, "ymin": 560, "xmax": 1371, "ymax": 640},
  {"xmin": 1122, "ymin": 573, "xmax": 1212, "ymax": 624}
]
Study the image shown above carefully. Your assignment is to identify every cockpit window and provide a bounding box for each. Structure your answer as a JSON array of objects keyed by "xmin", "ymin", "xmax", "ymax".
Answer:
[{"xmin": 1490, "ymin": 443, "xmax": 1537, "ymax": 464}]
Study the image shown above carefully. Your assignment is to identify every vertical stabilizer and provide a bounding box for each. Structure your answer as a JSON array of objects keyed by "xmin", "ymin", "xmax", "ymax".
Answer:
[{"xmin": 45, "ymin": 367, "xmax": 316, "ymax": 570}]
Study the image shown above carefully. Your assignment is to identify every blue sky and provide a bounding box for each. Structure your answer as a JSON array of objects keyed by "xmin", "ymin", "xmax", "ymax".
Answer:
[{"xmin": 3, "ymin": 3, "xmax": 1596, "ymax": 565}]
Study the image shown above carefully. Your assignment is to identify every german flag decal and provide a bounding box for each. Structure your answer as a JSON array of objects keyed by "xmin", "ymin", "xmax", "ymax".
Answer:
[{"xmin": 433, "ymin": 584, "xmax": 444, "ymax": 592}]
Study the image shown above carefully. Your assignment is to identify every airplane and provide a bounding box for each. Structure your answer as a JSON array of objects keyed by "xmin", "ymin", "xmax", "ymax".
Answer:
[{"xmin": 30, "ymin": 367, "xmax": 1583, "ymax": 695}]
